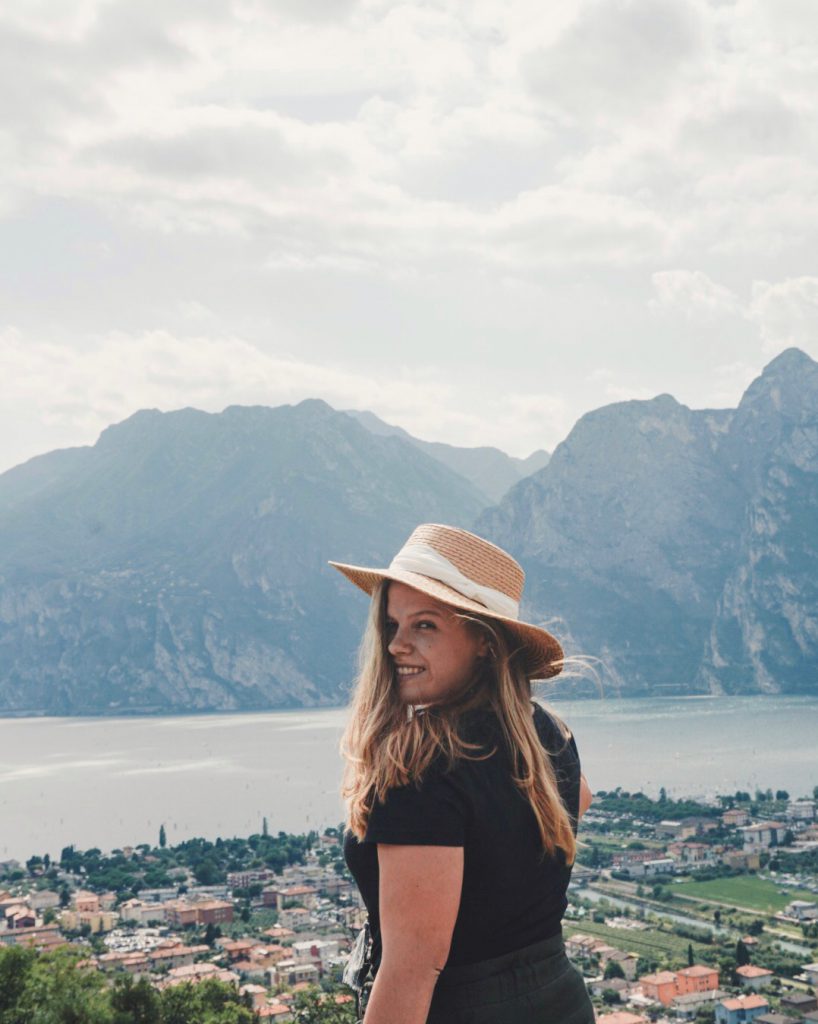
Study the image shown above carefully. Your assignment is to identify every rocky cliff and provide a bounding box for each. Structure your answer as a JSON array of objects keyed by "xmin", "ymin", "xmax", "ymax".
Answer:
[
  {"xmin": 0, "ymin": 400, "xmax": 485, "ymax": 714},
  {"xmin": 477, "ymin": 348, "xmax": 818, "ymax": 696}
]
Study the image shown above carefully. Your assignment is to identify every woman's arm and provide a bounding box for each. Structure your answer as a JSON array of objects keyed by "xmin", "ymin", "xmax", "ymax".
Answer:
[
  {"xmin": 579, "ymin": 772, "xmax": 593, "ymax": 820},
  {"xmin": 363, "ymin": 843, "xmax": 464, "ymax": 1024}
]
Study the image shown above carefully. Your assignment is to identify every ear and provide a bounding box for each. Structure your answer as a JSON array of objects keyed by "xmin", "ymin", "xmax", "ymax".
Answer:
[{"xmin": 475, "ymin": 631, "xmax": 490, "ymax": 658}]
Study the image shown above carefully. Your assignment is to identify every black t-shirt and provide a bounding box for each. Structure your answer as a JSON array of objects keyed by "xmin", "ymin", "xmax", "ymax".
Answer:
[{"xmin": 342, "ymin": 700, "xmax": 582, "ymax": 973}]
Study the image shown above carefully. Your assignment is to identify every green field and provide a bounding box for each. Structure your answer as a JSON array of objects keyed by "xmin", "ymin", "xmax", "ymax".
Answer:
[
  {"xmin": 672, "ymin": 875, "xmax": 816, "ymax": 913},
  {"xmin": 564, "ymin": 921, "xmax": 712, "ymax": 962}
]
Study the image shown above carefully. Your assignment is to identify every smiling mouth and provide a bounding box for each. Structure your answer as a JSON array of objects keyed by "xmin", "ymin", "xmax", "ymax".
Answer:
[{"xmin": 395, "ymin": 666, "xmax": 425, "ymax": 677}]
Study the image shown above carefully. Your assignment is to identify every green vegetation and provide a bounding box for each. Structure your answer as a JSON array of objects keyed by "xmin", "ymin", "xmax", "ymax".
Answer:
[
  {"xmin": 0, "ymin": 945, "xmax": 356, "ymax": 1024},
  {"xmin": 672, "ymin": 874, "xmax": 817, "ymax": 913},
  {"xmin": 0, "ymin": 945, "xmax": 257, "ymax": 1023},
  {"xmin": 563, "ymin": 920, "xmax": 714, "ymax": 964},
  {"xmin": 44, "ymin": 830, "xmax": 327, "ymax": 899}
]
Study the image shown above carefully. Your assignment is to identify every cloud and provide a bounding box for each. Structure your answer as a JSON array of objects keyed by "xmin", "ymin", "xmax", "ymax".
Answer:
[
  {"xmin": 749, "ymin": 277, "xmax": 818, "ymax": 356},
  {"xmin": 523, "ymin": 0, "xmax": 705, "ymax": 120},
  {"xmin": 650, "ymin": 269, "xmax": 745, "ymax": 320}
]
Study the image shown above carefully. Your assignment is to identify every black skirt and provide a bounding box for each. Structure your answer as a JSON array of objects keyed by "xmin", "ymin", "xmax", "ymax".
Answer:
[{"xmin": 424, "ymin": 930, "xmax": 595, "ymax": 1024}]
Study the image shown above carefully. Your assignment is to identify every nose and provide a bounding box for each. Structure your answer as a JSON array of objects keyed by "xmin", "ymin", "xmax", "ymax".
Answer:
[{"xmin": 387, "ymin": 623, "xmax": 412, "ymax": 657}]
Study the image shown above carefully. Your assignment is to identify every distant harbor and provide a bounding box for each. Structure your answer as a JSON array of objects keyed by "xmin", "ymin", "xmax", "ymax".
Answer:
[{"xmin": 1, "ymin": 694, "xmax": 816, "ymax": 862}]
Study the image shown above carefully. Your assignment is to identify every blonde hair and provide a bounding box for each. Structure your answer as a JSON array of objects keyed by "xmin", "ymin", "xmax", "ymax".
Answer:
[{"xmin": 340, "ymin": 580, "xmax": 583, "ymax": 865}]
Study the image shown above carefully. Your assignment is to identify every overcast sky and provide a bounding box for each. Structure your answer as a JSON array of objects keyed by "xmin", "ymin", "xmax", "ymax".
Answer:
[{"xmin": 2, "ymin": 0, "xmax": 817, "ymax": 473}]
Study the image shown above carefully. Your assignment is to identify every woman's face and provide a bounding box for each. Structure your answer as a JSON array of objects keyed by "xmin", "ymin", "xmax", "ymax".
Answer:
[{"xmin": 385, "ymin": 581, "xmax": 489, "ymax": 705}]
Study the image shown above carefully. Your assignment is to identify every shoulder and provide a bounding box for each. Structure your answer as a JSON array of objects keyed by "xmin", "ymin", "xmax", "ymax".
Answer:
[{"xmin": 532, "ymin": 701, "xmax": 580, "ymax": 764}]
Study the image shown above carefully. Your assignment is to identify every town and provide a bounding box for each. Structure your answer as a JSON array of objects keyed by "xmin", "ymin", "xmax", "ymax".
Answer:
[{"xmin": 1, "ymin": 787, "xmax": 817, "ymax": 1023}]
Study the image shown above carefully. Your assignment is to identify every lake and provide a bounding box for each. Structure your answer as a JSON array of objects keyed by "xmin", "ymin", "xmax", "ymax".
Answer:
[{"xmin": 1, "ymin": 694, "xmax": 816, "ymax": 863}]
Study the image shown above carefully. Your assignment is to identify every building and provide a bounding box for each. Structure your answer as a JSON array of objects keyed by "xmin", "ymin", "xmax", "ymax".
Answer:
[
  {"xmin": 781, "ymin": 991, "xmax": 818, "ymax": 1014},
  {"xmin": 637, "ymin": 966, "xmax": 718, "ymax": 1006},
  {"xmin": 723, "ymin": 808, "xmax": 750, "ymax": 827},
  {"xmin": 787, "ymin": 800, "xmax": 816, "ymax": 821},
  {"xmin": 164, "ymin": 898, "xmax": 233, "ymax": 927},
  {"xmin": 740, "ymin": 822, "xmax": 786, "ymax": 851},
  {"xmin": 74, "ymin": 891, "xmax": 101, "ymax": 913},
  {"xmin": 638, "ymin": 970, "xmax": 679, "ymax": 1006},
  {"xmin": 227, "ymin": 869, "xmax": 277, "ymax": 889},
  {"xmin": 735, "ymin": 965, "xmax": 774, "ymax": 990},
  {"xmin": 785, "ymin": 900, "xmax": 818, "ymax": 921},
  {"xmin": 676, "ymin": 964, "xmax": 719, "ymax": 994},
  {"xmin": 278, "ymin": 906, "xmax": 311, "ymax": 930},
  {"xmin": 802, "ymin": 963, "xmax": 818, "ymax": 986},
  {"xmin": 262, "ymin": 885, "xmax": 318, "ymax": 911},
  {"xmin": 715, "ymin": 994, "xmax": 769, "ymax": 1024},
  {"xmin": 672, "ymin": 989, "xmax": 728, "ymax": 1020},
  {"xmin": 118, "ymin": 899, "xmax": 167, "ymax": 925}
]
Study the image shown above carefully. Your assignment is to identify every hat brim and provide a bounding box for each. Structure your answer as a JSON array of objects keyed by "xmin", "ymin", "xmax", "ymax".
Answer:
[{"xmin": 328, "ymin": 560, "xmax": 564, "ymax": 680}]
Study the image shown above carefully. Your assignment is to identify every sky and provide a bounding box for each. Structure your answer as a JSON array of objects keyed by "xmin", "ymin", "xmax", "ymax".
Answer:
[{"xmin": 2, "ymin": 0, "xmax": 818, "ymax": 474}]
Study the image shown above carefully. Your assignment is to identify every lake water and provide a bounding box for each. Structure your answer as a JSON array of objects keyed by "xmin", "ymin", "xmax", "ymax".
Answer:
[{"xmin": 1, "ymin": 695, "xmax": 816, "ymax": 863}]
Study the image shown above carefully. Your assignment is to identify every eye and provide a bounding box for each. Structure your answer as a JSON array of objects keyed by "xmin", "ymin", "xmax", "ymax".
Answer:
[{"xmin": 416, "ymin": 620, "xmax": 436, "ymax": 630}]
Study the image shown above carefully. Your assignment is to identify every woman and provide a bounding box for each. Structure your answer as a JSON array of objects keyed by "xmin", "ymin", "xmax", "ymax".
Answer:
[{"xmin": 330, "ymin": 523, "xmax": 595, "ymax": 1024}]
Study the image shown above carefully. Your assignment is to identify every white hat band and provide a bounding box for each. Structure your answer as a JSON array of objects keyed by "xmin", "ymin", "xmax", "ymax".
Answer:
[{"xmin": 388, "ymin": 542, "xmax": 520, "ymax": 620}]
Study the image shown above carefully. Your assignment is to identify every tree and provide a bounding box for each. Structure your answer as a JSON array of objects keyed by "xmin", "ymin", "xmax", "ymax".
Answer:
[
  {"xmin": 736, "ymin": 939, "xmax": 750, "ymax": 966},
  {"xmin": 263, "ymin": 817, "xmax": 269, "ymax": 838},
  {"xmin": 604, "ymin": 960, "xmax": 625, "ymax": 980},
  {"xmin": 713, "ymin": 909, "xmax": 721, "ymax": 926},
  {"xmin": 688, "ymin": 943, "xmax": 694, "ymax": 967},
  {"xmin": 204, "ymin": 922, "xmax": 222, "ymax": 947},
  {"xmin": 775, "ymin": 790, "xmax": 789, "ymax": 801},
  {"xmin": 292, "ymin": 989, "xmax": 357, "ymax": 1023},
  {"xmin": 110, "ymin": 974, "xmax": 162, "ymax": 1024},
  {"xmin": 659, "ymin": 786, "xmax": 667, "ymax": 804},
  {"xmin": 159, "ymin": 824, "xmax": 167, "ymax": 849}
]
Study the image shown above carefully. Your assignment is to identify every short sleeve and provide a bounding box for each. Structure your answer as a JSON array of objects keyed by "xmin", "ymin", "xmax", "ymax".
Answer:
[
  {"xmin": 533, "ymin": 704, "xmax": 582, "ymax": 835},
  {"xmin": 364, "ymin": 761, "xmax": 469, "ymax": 847}
]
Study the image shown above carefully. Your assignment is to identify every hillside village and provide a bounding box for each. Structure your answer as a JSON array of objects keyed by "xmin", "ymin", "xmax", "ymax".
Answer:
[{"xmin": 1, "ymin": 788, "xmax": 818, "ymax": 1022}]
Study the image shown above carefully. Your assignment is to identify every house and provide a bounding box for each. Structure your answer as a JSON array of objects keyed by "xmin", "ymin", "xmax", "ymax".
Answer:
[
  {"xmin": 781, "ymin": 991, "xmax": 818, "ymax": 1013},
  {"xmin": 164, "ymin": 898, "xmax": 233, "ymax": 927},
  {"xmin": 723, "ymin": 808, "xmax": 750, "ymax": 827},
  {"xmin": 656, "ymin": 821, "xmax": 697, "ymax": 840},
  {"xmin": 273, "ymin": 960, "xmax": 320, "ymax": 986},
  {"xmin": 754, "ymin": 1015, "xmax": 796, "ymax": 1024},
  {"xmin": 715, "ymin": 994, "xmax": 769, "ymax": 1024},
  {"xmin": 262, "ymin": 885, "xmax": 318, "ymax": 911},
  {"xmin": 239, "ymin": 984, "xmax": 267, "ymax": 1011},
  {"xmin": 278, "ymin": 906, "xmax": 311, "ymax": 930},
  {"xmin": 802, "ymin": 962, "xmax": 818, "ymax": 986},
  {"xmin": 118, "ymin": 899, "xmax": 167, "ymax": 925},
  {"xmin": 74, "ymin": 891, "xmax": 100, "ymax": 913},
  {"xmin": 785, "ymin": 900, "xmax": 818, "ymax": 921},
  {"xmin": 786, "ymin": 799, "xmax": 815, "ymax": 821},
  {"xmin": 27, "ymin": 890, "xmax": 60, "ymax": 912},
  {"xmin": 676, "ymin": 964, "xmax": 719, "ymax": 994},
  {"xmin": 605, "ymin": 949, "xmax": 640, "ymax": 980},
  {"xmin": 741, "ymin": 822, "xmax": 786, "ymax": 851},
  {"xmin": 638, "ymin": 970, "xmax": 679, "ymax": 1006},
  {"xmin": 724, "ymin": 851, "xmax": 761, "ymax": 870},
  {"xmin": 668, "ymin": 842, "xmax": 718, "ymax": 868},
  {"xmin": 590, "ymin": 977, "xmax": 630, "ymax": 1000},
  {"xmin": 735, "ymin": 965, "xmax": 774, "ymax": 990},
  {"xmin": 672, "ymin": 988, "xmax": 728, "ymax": 1020}
]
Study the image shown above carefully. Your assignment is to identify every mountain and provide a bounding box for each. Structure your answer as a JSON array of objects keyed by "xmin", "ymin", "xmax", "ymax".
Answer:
[
  {"xmin": 344, "ymin": 409, "xmax": 550, "ymax": 504},
  {"xmin": 477, "ymin": 348, "xmax": 818, "ymax": 697},
  {"xmin": 0, "ymin": 400, "xmax": 485, "ymax": 715}
]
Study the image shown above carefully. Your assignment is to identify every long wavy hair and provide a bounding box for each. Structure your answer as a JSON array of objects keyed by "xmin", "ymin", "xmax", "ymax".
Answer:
[{"xmin": 340, "ymin": 579, "xmax": 586, "ymax": 865}]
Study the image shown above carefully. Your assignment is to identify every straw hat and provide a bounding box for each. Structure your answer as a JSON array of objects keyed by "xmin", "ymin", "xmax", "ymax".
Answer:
[{"xmin": 328, "ymin": 523, "xmax": 564, "ymax": 680}]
